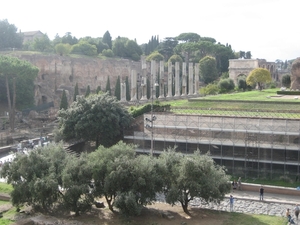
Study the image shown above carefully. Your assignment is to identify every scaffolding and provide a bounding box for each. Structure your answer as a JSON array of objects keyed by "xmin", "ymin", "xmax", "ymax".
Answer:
[{"xmin": 124, "ymin": 111, "xmax": 300, "ymax": 179}]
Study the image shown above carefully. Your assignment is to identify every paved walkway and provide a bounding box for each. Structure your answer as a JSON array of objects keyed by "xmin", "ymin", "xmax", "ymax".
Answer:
[{"xmin": 191, "ymin": 189, "xmax": 300, "ymax": 221}]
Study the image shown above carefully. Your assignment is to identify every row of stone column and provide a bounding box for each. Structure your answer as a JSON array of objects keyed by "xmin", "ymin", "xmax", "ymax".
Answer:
[{"xmin": 121, "ymin": 60, "xmax": 200, "ymax": 102}]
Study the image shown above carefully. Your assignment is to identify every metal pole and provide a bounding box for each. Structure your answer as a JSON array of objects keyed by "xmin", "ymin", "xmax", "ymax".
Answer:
[{"xmin": 150, "ymin": 76, "xmax": 154, "ymax": 156}]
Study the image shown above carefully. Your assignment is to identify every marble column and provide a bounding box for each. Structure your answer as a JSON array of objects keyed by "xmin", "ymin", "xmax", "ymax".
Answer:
[
  {"xmin": 181, "ymin": 62, "xmax": 187, "ymax": 96},
  {"xmin": 194, "ymin": 63, "xmax": 199, "ymax": 95},
  {"xmin": 130, "ymin": 70, "xmax": 137, "ymax": 101},
  {"xmin": 140, "ymin": 60, "xmax": 147, "ymax": 100},
  {"xmin": 188, "ymin": 63, "xmax": 194, "ymax": 96},
  {"xmin": 159, "ymin": 61, "xmax": 165, "ymax": 99},
  {"xmin": 150, "ymin": 60, "xmax": 157, "ymax": 99},
  {"xmin": 175, "ymin": 62, "xmax": 180, "ymax": 97},
  {"xmin": 120, "ymin": 81, "xmax": 126, "ymax": 102},
  {"xmin": 167, "ymin": 61, "xmax": 173, "ymax": 98}
]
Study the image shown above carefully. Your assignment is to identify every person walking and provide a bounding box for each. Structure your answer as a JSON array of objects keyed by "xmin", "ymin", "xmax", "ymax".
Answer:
[
  {"xmin": 294, "ymin": 204, "xmax": 300, "ymax": 220},
  {"xmin": 229, "ymin": 195, "xmax": 234, "ymax": 212},
  {"xmin": 259, "ymin": 185, "xmax": 264, "ymax": 201},
  {"xmin": 286, "ymin": 208, "xmax": 295, "ymax": 224}
]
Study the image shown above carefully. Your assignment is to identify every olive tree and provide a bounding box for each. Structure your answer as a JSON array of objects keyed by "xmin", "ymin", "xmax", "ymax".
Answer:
[
  {"xmin": 61, "ymin": 153, "xmax": 94, "ymax": 216},
  {"xmin": 246, "ymin": 68, "xmax": 272, "ymax": 91},
  {"xmin": 158, "ymin": 148, "xmax": 231, "ymax": 213},
  {"xmin": 0, "ymin": 143, "xmax": 68, "ymax": 211}
]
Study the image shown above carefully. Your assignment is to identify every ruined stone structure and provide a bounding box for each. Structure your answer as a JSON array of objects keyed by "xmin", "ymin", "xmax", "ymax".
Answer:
[
  {"xmin": 6, "ymin": 54, "xmax": 200, "ymax": 109},
  {"xmin": 290, "ymin": 57, "xmax": 300, "ymax": 90},
  {"xmin": 229, "ymin": 59, "xmax": 278, "ymax": 85},
  {"xmin": 11, "ymin": 54, "xmax": 140, "ymax": 107}
]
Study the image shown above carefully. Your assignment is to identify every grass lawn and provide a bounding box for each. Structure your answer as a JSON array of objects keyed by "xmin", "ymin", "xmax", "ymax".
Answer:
[
  {"xmin": 0, "ymin": 183, "xmax": 12, "ymax": 194},
  {"xmin": 160, "ymin": 89, "xmax": 300, "ymax": 118}
]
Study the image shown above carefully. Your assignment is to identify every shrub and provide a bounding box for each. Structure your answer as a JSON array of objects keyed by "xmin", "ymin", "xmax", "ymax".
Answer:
[
  {"xmin": 281, "ymin": 74, "xmax": 291, "ymax": 88},
  {"xmin": 218, "ymin": 78, "xmax": 235, "ymax": 93},
  {"xmin": 102, "ymin": 49, "xmax": 114, "ymax": 57},
  {"xmin": 238, "ymin": 77, "xmax": 247, "ymax": 91},
  {"xmin": 199, "ymin": 83, "xmax": 220, "ymax": 96}
]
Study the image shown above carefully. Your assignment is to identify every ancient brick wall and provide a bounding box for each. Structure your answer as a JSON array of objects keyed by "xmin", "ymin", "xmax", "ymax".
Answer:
[{"xmin": 11, "ymin": 53, "xmax": 142, "ymax": 108}]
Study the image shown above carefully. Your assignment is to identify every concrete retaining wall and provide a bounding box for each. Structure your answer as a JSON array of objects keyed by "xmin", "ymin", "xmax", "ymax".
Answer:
[{"xmin": 241, "ymin": 183, "xmax": 300, "ymax": 196}]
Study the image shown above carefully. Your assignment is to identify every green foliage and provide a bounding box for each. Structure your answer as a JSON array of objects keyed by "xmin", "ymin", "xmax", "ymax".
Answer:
[
  {"xmin": 114, "ymin": 191, "xmax": 142, "ymax": 216},
  {"xmin": 101, "ymin": 49, "xmax": 114, "ymax": 57},
  {"xmin": 237, "ymin": 75, "xmax": 249, "ymax": 91},
  {"xmin": 246, "ymin": 68, "xmax": 272, "ymax": 91},
  {"xmin": 199, "ymin": 83, "xmax": 220, "ymax": 96},
  {"xmin": 176, "ymin": 32, "xmax": 200, "ymax": 42},
  {"xmin": 124, "ymin": 40, "xmax": 142, "ymax": 61},
  {"xmin": 0, "ymin": 55, "xmax": 39, "ymax": 109},
  {"xmin": 71, "ymin": 40, "xmax": 97, "ymax": 56},
  {"xmin": 218, "ymin": 78, "xmax": 235, "ymax": 93},
  {"xmin": 112, "ymin": 37, "xmax": 142, "ymax": 61},
  {"xmin": 158, "ymin": 148, "xmax": 231, "ymax": 213},
  {"xmin": 157, "ymin": 37, "xmax": 178, "ymax": 60},
  {"xmin": 32, "ymin": 34, "xmax": 52, "ymax": 52},
  {"xmin": 96, "ymin": 85, "xmax": 101, "ymax": 94},
  {"xmin": 220, "ymin": 72, "xmax": 229, "ymax": 79},
  {"xmin": 102, "ymin": 31, "xmax": 112, "ymax": 49},
  {"xmin": 59, "ymin": 89, "xmax": 68, "ymax": 110},
  {"xmin": 55, "ymin": 43, "xmax": 71, "ymax": 56},
  {"xmin": 146, "ymin": 51, "xmax": 164, "ymax": 62},
  {"xmin": 281, "ymin": 74, "xmax": 291, "ymax": 88},
  {"xmin": 266, "ymin": 81, "xmax": 277, "ymax": 89},
  {"xmin": 61, "ymin": 153, "xmax": 94, "ymax": 216},
  {"xmin": 129, "ymin": 103, "xmax": 171, "ymax": 118},
  {"xmin": 73, "ymin": 83, "xmax": 79, "ymax": 101},
  {"xmin": 61, "ymin": 32, "xmax": 78, "ymax": 45},
  {"xmin": 143, "ymin": 35, "xmax": 159, "ymax": 55},
  {"xmin": 115, "ymin": 76, "xmax": 121, "ymax": 100},
  {"xmin": 88, "ymin": 141, "xmax": 137, "ymax": 211},
  {"xmin": 105, "ymin": 77, "xmax": 111, "ymax": 95},
  {"xmin": 0, "ymin": 182, "xmax": 13, "ymax": 194},
  {"xmin": 0, "ymin": 143, "xmax": 68, "ymax": 210},
  {"xmin": 277, "ymin": 90, "xmax": 300, "ymax": 95},
  {"xmin": 168, "ymin": 54, "xmax": 183, "ymax": 64},
  {"xmin": 89, "ymin": 142, "xmax": 164, "ymax": 215},
  {"xmin": 0, "ymin": 19, "xmax": 23, "ymax": 49},
  {"xmin": 199, "ymin": 56, "xmax": 218, "ymax": 84},
  {"xmin": 125, "ymin": 76, "xmax": 130, "ymax": 101},
  {"xmin": 85, "ymin": 85, "xmax": 91, "ymax": 97},
  {"xmin": 58, "ymin": 92, "xmax": 133, "ymax": 147}
]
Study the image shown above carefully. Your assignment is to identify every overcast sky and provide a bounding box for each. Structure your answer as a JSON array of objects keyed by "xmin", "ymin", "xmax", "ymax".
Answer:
[{"xmin": 1, "ymin": 0, "xmax": 299, "ymax": 62}]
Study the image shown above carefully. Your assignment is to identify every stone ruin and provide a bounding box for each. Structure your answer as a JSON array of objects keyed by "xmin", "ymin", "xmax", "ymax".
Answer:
[
  {"xmin": 124, "ymin": 60, "xmax": 200, "ymax": 103},
  {"xmin": 290, "ymin": 57, "xmax": 300, "ymax": 90}
]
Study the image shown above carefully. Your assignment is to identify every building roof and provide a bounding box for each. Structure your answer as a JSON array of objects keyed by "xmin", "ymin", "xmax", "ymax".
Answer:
[{"xmin": 22, "ymin": 31, "xmax": 44, "ymax": 36}]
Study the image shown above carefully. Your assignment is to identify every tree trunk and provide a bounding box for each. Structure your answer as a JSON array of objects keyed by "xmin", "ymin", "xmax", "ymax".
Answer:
[
  {"xmin": 105, "ymin": 195, "xmax": 114, "ymax": 212},
  {"xmin": 180, "ymin": 201, "xmax": 189, "ymax": 214},
  {"xmin": 5, "ymin": 76, "xmax": 13, "ymax": 132},
  {"xmin": 11, "ymin": 77, "xmax": 16, "ymax": 132}
]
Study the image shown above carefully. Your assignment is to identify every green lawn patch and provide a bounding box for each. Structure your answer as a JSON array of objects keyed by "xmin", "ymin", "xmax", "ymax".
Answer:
[{"xmin": 0, "ymin": 183, "xmax": 13, "ymax": 195}]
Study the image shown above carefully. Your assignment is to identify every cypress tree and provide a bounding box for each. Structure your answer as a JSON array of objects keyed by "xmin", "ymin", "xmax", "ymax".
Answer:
[
  {"xmin": 105, "ymin": 77, "xmax": 111, "ymax": 95},
  {"xmin": 60, "ymin": 90, "xmax": 68, "ymax": 110},
  {"xmin": 96, "ymin": 85, "xmax": 101, "ymax": 94},
  {"xmin": 125, "ymin": 76, "xmax": 130, "ymax": 101},
  {"xmin": 85, "ymin": 85, "xmax": 91, "ymax": 97},
  {"xmin": 73, "ymin": 83, "xmax": 79, "ymax": 101},
  {"xmin": 115, "ymin": 76, "xmax": 121, "ymax": 100}
]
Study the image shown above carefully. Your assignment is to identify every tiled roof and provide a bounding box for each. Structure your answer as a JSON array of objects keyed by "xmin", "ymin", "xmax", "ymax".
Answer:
[{"xmin": 22, "ymin": 31, "xmax": 44, "ymax": 36}]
